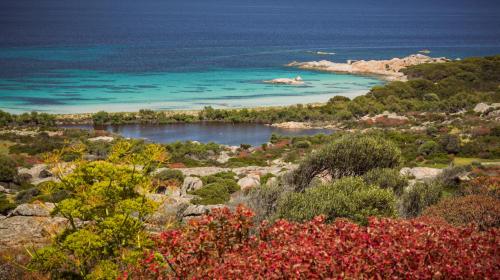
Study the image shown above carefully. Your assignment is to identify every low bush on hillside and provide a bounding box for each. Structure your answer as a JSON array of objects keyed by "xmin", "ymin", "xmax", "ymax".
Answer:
[
  {"xmin": 125, "ymin": 206, "xmax": 500, "ymax": 279},
  {"xmin": 291, "ymin": 134, "xmax": 401, "ymax": 190},
  {"xmin": 154, "ymin": 169, "xmax": 184, "ymax": 185},
  {"xmin": 400, "ymin": 182, "xmax": 443, "ymax": 218},
  {"xmin": 0, "ymin": 193, "xmax": 15, "ymax": 215},
  {"xmin": 0, "ymin": 154, "xmax": 17, "ymax": 182},
  {"xmin": 423, "ymin": 194, "xmax": 500, "ymax": 230},
  {"xmin": 276, "ymin": 177, "xmax": 397, "ymax": 224},
  {"xmin": 362, "ymin": 168, "xmax": 408, "ymax": 195},
  {"xmin": 190, "ymin": 172, "xmax": 240, "ymax": 205}
]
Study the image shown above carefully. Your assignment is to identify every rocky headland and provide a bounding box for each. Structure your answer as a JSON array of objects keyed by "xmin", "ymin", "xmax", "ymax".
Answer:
[{"xmin": 287, "ymin": 54, "xmax": 449, "ymax": 81}]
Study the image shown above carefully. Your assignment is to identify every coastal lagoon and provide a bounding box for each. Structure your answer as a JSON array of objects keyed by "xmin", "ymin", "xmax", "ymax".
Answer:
[{"xmin": 66, "ymin": 123, "xmax": 334, "ymax": 146}]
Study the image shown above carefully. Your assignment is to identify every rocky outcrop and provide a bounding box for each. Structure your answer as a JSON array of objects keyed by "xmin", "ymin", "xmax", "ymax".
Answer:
[
  {"xmin": 182, "ymin": 177, "xmax": 203, "ymax": 194},
  {"xmin": 0, "ymin": 216, "xmax": 67, "ymax": 249},
  {"xmin": 88, "ymin": 136, "xmax": 114, "ymax": 142},
  {"xmin": 237, "ymin": 175, "xmax": 261, "ymax": 191},
  {"xmin": 9, "ymin": 203, "xmax": 55, "ymax": 217},
  {"xmin": 287, "ymin": 54, "xmax": 449, "ymax": 81},
  {"xmin": 400, "ymin": 167, "xmax": 443, "ymax": 181},
  {"xmin": 264, "ymin": 76, "xmax": 304, "ymax": 85},
  {"xmin": 360, "ymin": 111, "xmax": 409, "ymax": 126},
  {"xmin": 181, "ymin": 204, "xmax": 224, "ymax": 216},
  {"xmin": 18, "ymin": 164, "xmax": 58, "ymax": 185},
  {"xmin": 474, "ymin": 103, "xmax": 500, "ymax": 114},
  {"xmin": 175, "ymin": 164, "xmax": 296, "ymax": 178}
]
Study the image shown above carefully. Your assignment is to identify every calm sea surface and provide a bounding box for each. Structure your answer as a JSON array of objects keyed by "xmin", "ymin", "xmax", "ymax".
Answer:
[{"xmin": 1, "ymin": 0, "xmax": 500, "ymax": 113}]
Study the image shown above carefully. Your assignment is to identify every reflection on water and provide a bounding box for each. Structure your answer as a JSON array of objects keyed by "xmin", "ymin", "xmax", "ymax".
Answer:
[{"xmin": 65, "ymin": 123, "xmax": 334, "ymax": 146}]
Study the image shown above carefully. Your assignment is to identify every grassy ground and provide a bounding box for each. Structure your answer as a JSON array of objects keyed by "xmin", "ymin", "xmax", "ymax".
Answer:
[
  {"xmin": 0, "ymin": 140, "xmax": 13, "ymax": 155},
  {"xmin": 417, "ymin": 157, "xmax": 500, "ymax": 169},
  {"xmin": 453, "ymin": 157, "xmax": 499, "ymax": 166}
]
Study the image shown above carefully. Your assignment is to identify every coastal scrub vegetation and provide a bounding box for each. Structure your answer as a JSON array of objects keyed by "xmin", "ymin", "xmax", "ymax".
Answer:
[
  {"xmin": 27, "ymin": 141, "xmax": 168, "ymax": 279},
  {"xmin": 291, "ymin": 134, "xmax": 401, "ymax": 190},
  {"xmin": 124, "ymin": 206, "xmax": 500, "ymax": 279}
]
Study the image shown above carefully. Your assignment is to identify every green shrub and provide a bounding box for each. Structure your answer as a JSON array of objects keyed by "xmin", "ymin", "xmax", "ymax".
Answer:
[
  {"xmin": 0, "ymin": 193, "xmax": 15, "ymax": 215},
  {"xmin": 293, "ymin": 140, "xmax": 311, "ymax": 149},
  {"xmin": 276, "ymin": 177, "xmax": 397, "ymax": 225},
  {"xmin": 15, "ymin": 187, "xmax": 41, "ymax": 204},
  {"xmin": 292, "ymin": 135, "xmax": 401, "ymax": 191},
  {"xmin": 0, "ymin": 155, "xmax": 18, "ymax": 182},
  {"xmin": 362, "ymin": 168, "xmax": 408, "ymax": 196},
  {"xmin": 418, "ymin": 141, "xmax": 440, "ymax": 156},
  {"xmin": 92, "ymin": 111, "xmax": 110, "ymax": 125},
  {"xmin": 439, "ymin": 134, "xmax": 460, "ymax": 154},
  {"xmin": 192, "ymin": 172, "xmax": 240, "ymax": 205},
  {"xmin": 190, "ymin": 183, "xmax": 233, "ymax": 205},
  {"xmin": 260, "ymin": 173, "xmax": 276, "ymax": 186},
  {"xmin": 201, "ymin": 171, "xmax": 237, "ymax": 184},
  {"xmin": 155, "ymin": 169, "xmax": 185, "ymax": 184},
  {"xmin": 400, "ymin": 182, "xmax": 443, "ymax": 218}
]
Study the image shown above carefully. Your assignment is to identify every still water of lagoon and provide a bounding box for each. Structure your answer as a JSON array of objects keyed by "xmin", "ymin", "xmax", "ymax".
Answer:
[{"xmin": 65, "ymin": 123, "xmax": 334, "ymax": 146}]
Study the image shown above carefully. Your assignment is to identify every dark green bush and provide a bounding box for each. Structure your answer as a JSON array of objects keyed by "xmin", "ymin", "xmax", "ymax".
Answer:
[
  {"xmin": 15, "ymin": 187, "xmax": 41, "ymax": 204},
  {"xmin": 190, "ymin": 182, "xmax": 234, "ymax": 205},
  {"xmin": 155, "ymin": 169, "xmax": 185, "ymax": 184},
  {"xmin": 418, "ymin": 141, "xmax": 440, "ymax": 156},
  {"xmin": 292, "ymin": 135, "xmax": 401, "ymax": 191},
  {"xmin": 191, "ymin": 172, "xmax": 240, "ymax": 205},
  {"xmin": 276, "ymin": 177, "xmax": 396, "ymax": 225},
  {"xmin": 362, "ymin": 168, "xmax": 408, "ymax": 196},
  {"xmin": 293, "ymin": 140, "xmax": 311, "ymax": 149},
  {"xmin": 400, "ymin": 182, "xmax": 443, "ymax": 218},
  {"xmin": 0, "ymin": 193, "xmax": 15, "ymax": 215},
  {"xmin": 0, "ymin": 155, "xmax": 18, "ymax": 182}
]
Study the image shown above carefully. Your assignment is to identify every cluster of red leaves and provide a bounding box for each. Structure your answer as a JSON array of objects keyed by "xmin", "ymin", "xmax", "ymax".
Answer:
[
  {"xmin": 124, "ymin": 206, "xmax": 500, "ymax": 279},
  {"xmin": 423, "ymin": 194, "xmax": 500, "ymax": 230},
  {"xmin": 167, "ymin": 162, "xmax": 186, "ymax": 169},
  {"xmin": 462, "ymin": 176, "xmax": 500, "ymax": 198}
]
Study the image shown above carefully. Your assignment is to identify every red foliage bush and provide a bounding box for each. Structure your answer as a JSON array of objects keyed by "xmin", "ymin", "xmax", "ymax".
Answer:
[
  {"xmin": 167, "ymin": 162, "xmax": 186, "ymax": 169},
  {"xmin": 471, "ymin": 126, "xmax": 491, "ymax": 137},
  {"xmin": 125, "ymin": 206, "xmax": 500, "ymax": 279},
  {"xmin": 423, "ymin": 194, "xmax": 500, "ymax": 230},
  {"xmin": 462, "ymin": 176, "xmax": 500, "ymax": 198}
]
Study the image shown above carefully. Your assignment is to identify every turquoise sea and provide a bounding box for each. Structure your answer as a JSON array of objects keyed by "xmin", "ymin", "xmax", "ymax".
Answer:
[
  {"xmin": 0, "ymin": 67, "xmax": 381, "ymax": 114},
  {"xmin": 1, "ymin": 0, "xmax": 499, "ymax": 113}
]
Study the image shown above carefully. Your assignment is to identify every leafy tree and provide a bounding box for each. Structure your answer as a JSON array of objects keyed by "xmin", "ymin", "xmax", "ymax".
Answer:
[
  {"xmin": 29, "ymin": 141, "xmax": 168, "ymax": 279},
  {"xmin": 292, "ymin": 135, "xmax": 401, "ymax": 191},
  {"xmin": 276, "ymin": 177, "xmax": 396, "ymax": 224}
]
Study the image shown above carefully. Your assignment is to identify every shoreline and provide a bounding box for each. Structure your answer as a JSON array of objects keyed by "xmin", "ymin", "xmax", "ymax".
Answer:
[
  {"xmin": 5, "ymin": 54, "xmax": 448, "ymax": 124},
  {"xmin": 287, "ymin": 54, "xmax": 449, "ymax": 81}
]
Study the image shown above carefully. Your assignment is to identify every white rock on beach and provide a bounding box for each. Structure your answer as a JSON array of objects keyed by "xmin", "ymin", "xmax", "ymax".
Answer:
[
  {"xmin": 287, "ymin": 54, "xmax": 449, "ymax": 81},
  {"xmin": 264, "ymin": 76, "xmax": 304, "ymax": 85}
]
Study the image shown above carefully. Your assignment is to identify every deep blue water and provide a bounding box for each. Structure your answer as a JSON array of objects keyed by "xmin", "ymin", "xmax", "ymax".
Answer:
[{"xmin": 1, "ymin": 0, "xmax": 499, "ymax": 113}]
